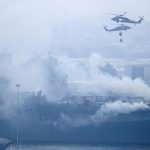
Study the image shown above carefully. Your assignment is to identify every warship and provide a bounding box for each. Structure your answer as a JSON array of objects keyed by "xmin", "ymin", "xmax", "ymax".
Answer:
[{"xmin": 0, "ymin": 94, "xmax": 150, "ymax": 146}]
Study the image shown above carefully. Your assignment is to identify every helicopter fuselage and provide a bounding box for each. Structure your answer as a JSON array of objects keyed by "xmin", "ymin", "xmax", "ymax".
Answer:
[
  {"xmin": 104, "ymin": 25, "xmax": 131, "ymax": 32},
  {"xmin": 112, "ymin": 16, "xmax": 143, "ymax": 24}
]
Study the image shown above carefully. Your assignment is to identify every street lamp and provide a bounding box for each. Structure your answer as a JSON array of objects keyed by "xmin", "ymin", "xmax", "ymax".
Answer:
[{"xmin": 16, "ymin": 84, "xmax": 21, "ymax": 150}]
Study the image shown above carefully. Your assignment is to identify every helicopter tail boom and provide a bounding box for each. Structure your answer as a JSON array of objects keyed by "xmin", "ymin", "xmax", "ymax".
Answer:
[
  {"xmin": 104, "ymin": 26, "xmax": 110, "ymax": 31},
  {"xmin": 137, "ymin": 16, "xmax": 144, "ymax": 24}
]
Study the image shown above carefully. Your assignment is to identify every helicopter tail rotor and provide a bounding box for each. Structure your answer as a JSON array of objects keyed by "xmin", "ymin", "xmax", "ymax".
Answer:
[{"xmin": 138, "ymin": 16, "xmax": 144, "ymax": 23}]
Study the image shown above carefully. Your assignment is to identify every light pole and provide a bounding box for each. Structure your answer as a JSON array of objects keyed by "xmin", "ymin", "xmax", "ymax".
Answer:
[{"xmin": 16, "ymin": 84, "xmax": 21, "ymax": 150}]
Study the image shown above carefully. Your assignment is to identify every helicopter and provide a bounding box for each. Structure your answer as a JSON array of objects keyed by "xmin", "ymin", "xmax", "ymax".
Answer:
[
  {"xmin": 108, "ymin": 12, "xmax": 144, "ymax": 25},
  {"xmin": 104, "ymin": 12, "xmax": 144, "ymax": 43},
  {"xmin": 104, "ymin": 24, "xmax": 131, "ymax": 43},
  {"xmin": 104, "ymin": 24, "xmax": 131, "ymax": 32}
]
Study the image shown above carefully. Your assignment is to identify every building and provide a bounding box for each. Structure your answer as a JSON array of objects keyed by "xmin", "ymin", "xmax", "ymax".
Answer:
[{"xmin": 125, "ymin": 65, "xmax": 150, "ymax": 84}]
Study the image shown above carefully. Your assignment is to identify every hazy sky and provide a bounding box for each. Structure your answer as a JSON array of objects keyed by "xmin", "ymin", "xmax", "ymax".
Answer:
[{"xmin": 0, "ymin": 0, "xmax": 150, "ymax": 63}]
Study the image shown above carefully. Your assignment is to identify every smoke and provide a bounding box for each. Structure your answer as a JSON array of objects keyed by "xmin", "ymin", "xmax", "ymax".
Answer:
[
  {"xmin": 0, "ymin": 52, "xmax": 150, "ymax": 113},
  {"xmin": 59, "ymin": 53, "xmax": 150, "ymax": 99},
  {"xmin": 10, "ymin": 54, "xmax": 70, "ymax": 100},
  {"xmin": 70, "ymin": 78, "xmax": 150, "ymax": 98},
  {"xmin": 90, "ymin": 100, "xmax": 149, "ymax": 123},
  {"xmin": 59, "ymin": 100, "xmax": 149, "ymax": 127},
  {"xmin": 0, "ymin": 52, "xmax": 150, "ymax": 131},
  {"xmin": 3, "ymin": 52, "xmax": 150, "ymax": 101},
  {"xmin": 0, "ymin": 52, "xmax": 150, "ymax": 102},
  {"xmin": 8, "ymin": 52, "xmax": 150, "ymax": 101}
]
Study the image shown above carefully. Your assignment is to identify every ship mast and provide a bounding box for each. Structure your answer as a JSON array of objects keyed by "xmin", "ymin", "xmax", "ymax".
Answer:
[{"xmin": 16, "ymin": 84, "xmax": 21, "ymax": 150}]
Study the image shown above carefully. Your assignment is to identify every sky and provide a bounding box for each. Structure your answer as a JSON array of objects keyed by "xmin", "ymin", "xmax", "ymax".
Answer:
[{"xmin": 0, "ymin": 0, "xmax": 150, "ymax": 64}]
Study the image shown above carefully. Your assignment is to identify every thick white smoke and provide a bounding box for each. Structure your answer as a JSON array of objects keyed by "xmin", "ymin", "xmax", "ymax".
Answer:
[
  {"xmin": 7, "ymin": 53, "xmax": 150, "ymax": 100},
  {"xmin": 11, "ymin": 54, "xmax": 69, "ymax": 100},
  {"xmin": 1, "ymin": 52, "xmax": 150, "ymax": 102},
  {"xmin": 90, "ymin": 100, "xmax": 149, "ymax": 123},
  {"xmin": 60, "ymin": 53, "xmax": 150, "ymax": 99},
  {"xmin": 60, "ymin": 101, "xmax": 149, "ymax": 127}
]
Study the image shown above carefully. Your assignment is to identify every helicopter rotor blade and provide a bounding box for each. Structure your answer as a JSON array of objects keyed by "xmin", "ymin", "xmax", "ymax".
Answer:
[
  {"xmin": 121, "ymin": 12, "xmax": 127, "ymax": 16},
  {"xmin": 106, "ymin": 12, "xmax": 127, "ymax": 16},
  {"xmin": 106, "ymin": 13, "xmax": 119, "ymax": 16}
]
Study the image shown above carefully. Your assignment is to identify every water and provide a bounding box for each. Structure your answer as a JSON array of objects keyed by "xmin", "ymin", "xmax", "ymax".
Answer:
[{"xmin": 8, "ymin": 144, "xmax": 150, "ymax": 150}]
